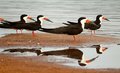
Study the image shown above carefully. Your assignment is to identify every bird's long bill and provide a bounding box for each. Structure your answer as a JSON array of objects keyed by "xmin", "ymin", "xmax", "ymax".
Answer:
[
  {"xmin": 43, "ymin": 18, "xmax": 53, "ymax": 23},
  {"xmin": 85, "ymin": 55, "xmax": 99, "ymax": 64},
  {"xmin": 0, "ymin": 18, "xmax": 4, "ymax": 22},
  {"xmin": 102, "ymin": 47, "xmax": 108, "ymax": 52},
  {"xmin": 27, "ymin": 16, "xmax": 36, "ymax": 21},
  {"xmin": 102, "ymin": 17, "xmax": 110, "ymax": 21}
]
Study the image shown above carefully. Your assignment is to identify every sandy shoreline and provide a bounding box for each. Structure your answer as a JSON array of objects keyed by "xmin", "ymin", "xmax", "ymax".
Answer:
[
  {"xmin": 0, "ymin": 33, "xmax": 120, "ymax": 73},
  {"xmin": 0, "ymin": 54, "xmax": 120, "ymax": 73},
  {"xmin": 0, "ymin": 33, "xmax": 119, "ymax": 47}
]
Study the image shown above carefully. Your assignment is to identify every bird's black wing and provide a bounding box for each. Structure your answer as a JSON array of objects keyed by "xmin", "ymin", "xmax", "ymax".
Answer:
[
  {"xmin": 67, "ymin": 21, "xmax": 77, "ymax": 24},
  {"xmin": 1, "ymin": 20, "xmax": 11, "ymax": 25},
  {"xmin": 0, "ymin": 23, "xmax": 12, "ymax": 28},
  {"xmin": 42, "ymin": 48, "xmax": 83, "ymax": 59},
  {"xmin": 20, "ymin": 22, "xmax": 40, "ymax": 30},
  {"xmin": 63, "ymin": 21, "xmax": 77, "ymax": 26},
  {"xmin": 39, "ymin": 26, "xmax": 69, "ymax": 34},
  {"xmin": 39, "ymin": 24, "xmax": 81, "ymax": 35},
  {"xmin": 85, "ymin": 21, "xmax": 99, "ymax": 29},
  {"xmin": 1, "ymin": 20, "xmax": 19, "ymax": 25}
]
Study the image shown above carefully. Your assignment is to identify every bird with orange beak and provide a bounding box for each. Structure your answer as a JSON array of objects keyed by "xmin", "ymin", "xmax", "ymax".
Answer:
[
  {"xmin": 63, "ymin": 15, "xmax": 110, "ymax": 35},
  {"xmin": 21, "ymin": 15, "xmax": 53, "ymax": 36},
  {"xmin": 0, "ymin": 14, "xmax": 35, "ymax": 33},
  {"xmin": 85, "ymin": 14, "xmax": 110, "ymax": 35},
  {"xmin": 39, "ymin": 17, "xmax": 91, "ymax": 41}
]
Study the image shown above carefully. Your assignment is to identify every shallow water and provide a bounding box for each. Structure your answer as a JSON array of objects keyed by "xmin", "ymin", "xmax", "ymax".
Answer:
[
  {"xmin": 0, "ymin": 0, "xmax": 120, "ymax": 37},
  {"xmin": 0, "ymin": 0, "xmax": 120, "ymax": 69},
  {"xmin": 41, "ymin": 44, "xmax": 120, "ymax": 69},
  {"xmin": 0, "ymin": 44, "xmax": 120, "ymax": 69}
]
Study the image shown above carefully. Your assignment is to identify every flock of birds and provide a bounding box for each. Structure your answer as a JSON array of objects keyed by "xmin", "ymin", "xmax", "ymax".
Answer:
[
  {"xmin": 40, "ymin": 45, "xmax": 108, "ymax": 66},
  {"xmin": 0, "ymin": 14, "xmax": 53, "ymax": 36},
  {"xmin": 0, "ymin": 14, "xmax": 109, "ymax": 41},
  {"xmin": 0, "ymin": 14, "xmax": 110, "ymax": 66},
  {"xmin": 3, "ymin": 45, "xmax": 108, "ymax": 66}
]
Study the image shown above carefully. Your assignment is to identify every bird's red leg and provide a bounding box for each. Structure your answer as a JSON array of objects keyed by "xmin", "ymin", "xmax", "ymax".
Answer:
[
  {"xmin": 20, "ymin": 29, "xmax": 23, "ymax": 34},
  {"xmin": 73, "ymin": 35, "xmax": 76, "ymax": 41},
  {"xmin": 16, "ymin": 29, "xmax": 18, "ymax": 34},
  {"xmin": 93, "ymin": 30, "xmax": 96, "ymax": 35},
  {"xmin": 91, "ymin": 30, "xmax": 93, "ymax": 35},
  {"xmin": 32, "ymin": 31, "xmax": 35, "ymax": 37}
]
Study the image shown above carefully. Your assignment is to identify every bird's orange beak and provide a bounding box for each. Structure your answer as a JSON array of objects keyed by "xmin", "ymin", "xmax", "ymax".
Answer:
[
  {"xmin": 85, "ymin": 55, "xmax": 99, "ymax": 64},
  {"xmin": 43, "ymin": 17, "xmax": 53, "ymax": 23},
  {"xmin": 86, "ymin": 60, "xmax": 91, "ymax": 63},
  {"xmin": 27, "ymin": 16, "xmax": 36, "ymax": 21},
  {"xmin": 102, "ymin": 47, "xmax": 108, "ymax": 52},
  {"xmin": 0, "ymin": 18, "xmax": 4, "ymax": 22},
  {"xmin": 102, "ymin": 16, "xmax": 110, "ymax": 21}
]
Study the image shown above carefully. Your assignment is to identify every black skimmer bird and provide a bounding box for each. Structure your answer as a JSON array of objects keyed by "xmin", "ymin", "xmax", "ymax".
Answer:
[
  {"xmin": 92, "ymin": 45, "xmax": 108, "ymax": 54},
  {"xmin": 39, "ymin": 17, "xmax": 91, "ymax": 41},
  {"xmin": 78, "ymin": 55, "xmax": 99, "ymax": 66},
  {"xmin": 41, "ymin": 47, "xmax": 99, "ymax": 66},
  {"xmin": 63, "ymin": 15, "xmax": 110, "ymax": 35},
  {"xmin": 21, "ymin": 15, "xmax": 53, "ymax": 36},
  {"xmin": 0, "ymin": 14, "xmax": 35, "ymax": 33},
  {"xmin": 85, "ymin": 14, "xmax": 109, "ymax": 35}
]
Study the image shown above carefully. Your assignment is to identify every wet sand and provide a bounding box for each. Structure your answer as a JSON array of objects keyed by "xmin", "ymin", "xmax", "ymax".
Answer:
[
  {"xmin": 0, "ymin": 33, "xmax": 119, "ymax": 47},
  {"xmin": 0, "ymin": 33, "xmax": 120, "ymax": 73},
  {"xmin": 0, "ymin": 54, "xmax": 120, "ymax": 73}
]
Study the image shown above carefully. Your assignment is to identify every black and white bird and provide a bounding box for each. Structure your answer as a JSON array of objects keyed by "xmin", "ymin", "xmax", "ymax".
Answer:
[
  {"xmin": 0, "ymin": 14, "xmax": 35, "ymax": 33},
  {"xmin": 92, "ymin": 45, "xmax": 108, "ymax": 54},
  {"xmin": 20, "ymin": 15, "xmax": 53, "ymax": 36},
  {"xmin": 39, "ymin": 17, "xmax": 91, "ymax": 41},
  {"xmin": 63, "ymin": 15, "xmax": 110, "ymax": 35},
  {"xmin": 85, "ymin": 14, "xmax": 109, "ymax": 35},
  {"xmin": 41, "ymin": 47, "xmax": 99, "ymax": 66}
]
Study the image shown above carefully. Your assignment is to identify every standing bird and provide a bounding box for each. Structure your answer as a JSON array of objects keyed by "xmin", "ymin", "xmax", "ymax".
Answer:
[
  {"xmin": 85, "ymin": 14, "xmax": 109, "ymax": 35},
  {"xmin": 22, "ymin": 15, "xmax": 53, "ymax": 36},
  {"xmin": 41, "ymin": 47, "xmax": 99, "ymax": 66},
  {"xmin": 0, "ymin": 14, "xmax": 35, "ymax": 33},
  {"xmin": 63, "ymin": 15, "xmax": 110, "ymax": 35},
  {"xmin": 91, "ymin": 45, "xmax": 108, "ymax": 54},
  {"xmin": 39, "ymin": 17, "xmax": 91, "ymax": 41}
]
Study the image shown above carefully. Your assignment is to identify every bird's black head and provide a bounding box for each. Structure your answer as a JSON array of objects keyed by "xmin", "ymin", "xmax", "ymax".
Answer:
[
  {"xmin": 92, "ymin": 45, "xmax": 100, "ymax": 48},
  {"xmin": 96, "ymin": 14, "xmax": 109, "ymax": 21},
  {"xmin": 78, "ymin": 60, "xmax": 86, "ymax": 66},
  {"xmin": 20, "ymin": 14, "xmax": 36, "ymax": 22},
  {"xmin": 97, "ymin": 14, "xmax": 102, "ymax": 19},
  {"xmin": 78, "ymin": 17, "xmax": 86, "ymax": 21},
  {"xmin": 37, "ymin": 15, "xmax": 44, "ymax": 20},
  {"xmin": 37, "ymin": 15, "xmax": 53, "ymax": 23},
  {"xmin": 20, "ymin": 14, "xmax": 28, "ymax": 20},
  {"xmin": 78, "ymin": 17, "xmax": 86, "ymax": 23},
  {"xmin": 91, "ymin": 45, "xmax": 102, "ymax": 54}
]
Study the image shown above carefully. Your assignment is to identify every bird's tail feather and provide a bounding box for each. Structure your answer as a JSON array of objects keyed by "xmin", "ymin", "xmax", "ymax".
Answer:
[
  {"xmin": 62, "ymin": 23, "xmax": 70, "ymax": 25},
  {"xmin": 0, "ymin": 24, "xmax": 11, "ymax": 28},
  {"xmin": 39, "ymin": 28, "xmax": 63, "ymax": 34}
]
